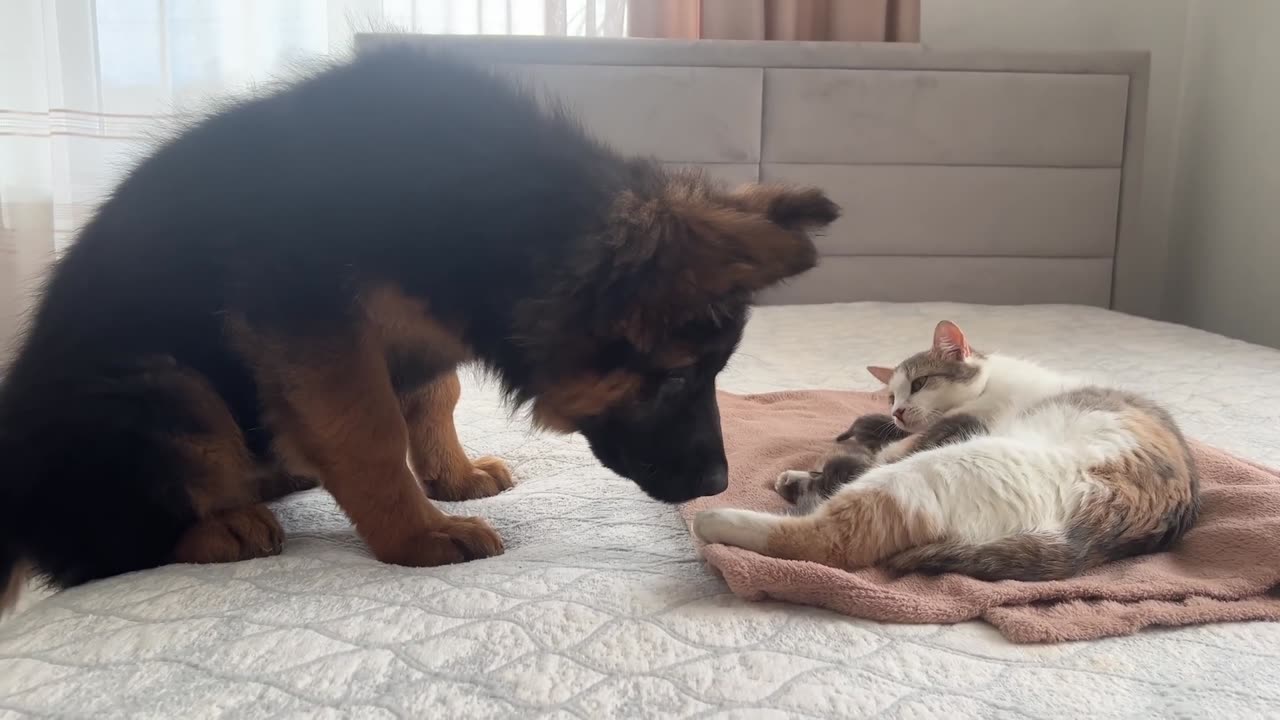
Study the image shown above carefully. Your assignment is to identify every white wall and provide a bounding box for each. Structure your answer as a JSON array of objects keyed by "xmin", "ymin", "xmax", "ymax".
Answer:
[
  {"xmin": 924, "ymin": 0, "xmax": 1280, "ymax": 348},
  {"xmin": 1166, "ymin": 0, "xmax": 1280, "ymax": 348},
  {"xmin": 923, "ymin": 0, "xmax": 1192, "ymax": 321}
]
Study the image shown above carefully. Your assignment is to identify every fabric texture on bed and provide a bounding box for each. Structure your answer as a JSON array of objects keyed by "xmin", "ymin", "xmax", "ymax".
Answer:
[
  {"xmin": 2, "ymin": 303, "xmax": 1280, "ymax": 718},
  {"xmin": 682, "ymin": 390, "xmax": 1280, "ymax": 643}
]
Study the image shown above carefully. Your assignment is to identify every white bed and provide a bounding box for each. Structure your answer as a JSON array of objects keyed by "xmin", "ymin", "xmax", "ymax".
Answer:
[{"xmin": 3, "ymin": 302, "xmax": 1279, "ymax": 719}]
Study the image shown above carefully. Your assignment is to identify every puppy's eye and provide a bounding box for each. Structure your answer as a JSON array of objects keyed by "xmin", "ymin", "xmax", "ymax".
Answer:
[
  {"xmin": 910, "ymin": 377, "xmax": 928, "ymax": 394},
  {"xmin": 655, "ymin": 373, "xmax": 688, "ymax": 400}
]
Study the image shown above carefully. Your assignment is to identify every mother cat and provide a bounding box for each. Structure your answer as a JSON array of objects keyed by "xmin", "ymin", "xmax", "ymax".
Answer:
[{"xmin": 695, "ymin": 321, "xmax": 1200, "ymax": 581}]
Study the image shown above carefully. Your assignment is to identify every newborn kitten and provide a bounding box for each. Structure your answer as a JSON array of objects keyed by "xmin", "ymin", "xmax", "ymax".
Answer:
[
  {"xmin": 777, "ymin": 397, "xmax": 928, "ymax": 511},
  {"xmin": 695, "ymin": 320, "xmax": 1201, "ymax": 581}
]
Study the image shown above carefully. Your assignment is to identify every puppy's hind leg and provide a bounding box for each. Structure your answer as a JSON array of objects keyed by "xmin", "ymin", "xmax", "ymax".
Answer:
[
  {"xmin": 8, "ymin": 359, "xmax": 284, "ymax": 589},
  {"xmin": 163, "ymin": 366, "xmax": 287, "ymax": 565}
]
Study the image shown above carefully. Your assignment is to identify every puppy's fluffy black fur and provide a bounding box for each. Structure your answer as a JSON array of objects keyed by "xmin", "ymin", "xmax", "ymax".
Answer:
[{"xmin": 0, "ymin": 44, "xmax": 837, "ymax": 600}]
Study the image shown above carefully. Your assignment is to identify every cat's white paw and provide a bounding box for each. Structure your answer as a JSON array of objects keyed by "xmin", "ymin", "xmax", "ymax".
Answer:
[
  {"xmin": 693, "ymin": 509, "xmax": 776, "ymax": 553},
  {"xmin": 877, "ymin": 437, "xmax": 915, "ymax": 464},
  {"xmin": 775, "ymin": 470, "xmax": 815, "ymax": 505},
  {"xmin": 776, "ymin": 470, "xmax": 812, "ymax": 490}
]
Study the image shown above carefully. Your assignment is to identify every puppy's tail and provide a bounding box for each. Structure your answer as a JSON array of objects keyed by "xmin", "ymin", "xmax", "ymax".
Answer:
[{"xmin": 0, "ymin": 544, "xmax": 28, "ymax": 616}]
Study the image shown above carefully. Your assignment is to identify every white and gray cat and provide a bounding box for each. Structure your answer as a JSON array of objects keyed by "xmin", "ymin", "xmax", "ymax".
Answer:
[{"xmin": 694, "ymin": 320, "xmax": 1200, "ymax": 581}]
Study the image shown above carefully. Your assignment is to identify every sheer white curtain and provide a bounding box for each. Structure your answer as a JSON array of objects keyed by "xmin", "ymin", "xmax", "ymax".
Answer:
[{"xmin": 0, "ymin": 0, "xmax": 628, "ymax": 351}]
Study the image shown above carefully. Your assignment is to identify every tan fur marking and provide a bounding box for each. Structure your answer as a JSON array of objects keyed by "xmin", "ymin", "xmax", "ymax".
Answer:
[
  {"xmin": 728, "ymin": 184, "xmax": 790, "ymax": 212},
  {"xmin": 167, "ymin": 367, "xmax": 261, "ymax": 516},
  {"xmin": 1077, "ymin": 408, "xmax": 1198, "ymax": 556},
  {"xmin": 727, "ymin": 184, "xmax": 840, "ymax": 230},
  {"xmin": 531, "ymin": 370, "xmax": 645, "ymax": 433},
  {"xmin": 364, "ymin": 285, "xmax": 511, "ymax": 499},
  {"xmin": 674, "ymin": 200, "xmax": 817, "ymax": 296},
  {"xmin": 361, "ymin": 284, "xmax": 471, "ymax": 368},
  {"xmin": 767, "ymin": 488, "xmax": 943, "ymax": 569},
  {"xmin": 1121, "ymin": 409, "xmax": 1197, "ymax": 493},
  {"xmin": 232, "ymin": 321, "xmax": 502, "ymax": 567},
  {"xmin": 255, "ymin": 469, "xmax": 320, "ymax": 503},
  {"xmin": 403, "ymin": 371, "xmax": 513, "ymax": 501},
  {"xmin": 1, "ymin": 559, "xmax": 31, "ymax": 615},
  {"xmin": 604, "ymin": 179, "xmax": 825, "ymax": 351},
  {"xmin": 651, "ymin": 347, "xmax": 698, "ymax": 370},
  {"xmin": 269, "ymin": 434, "xmax": 324, "ymax": 484},
  {"xmin": 172, "ymin": 504, "xmax": 284, "ymax": 564}
]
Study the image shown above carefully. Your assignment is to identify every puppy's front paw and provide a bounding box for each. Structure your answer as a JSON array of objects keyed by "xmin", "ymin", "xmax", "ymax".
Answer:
[
  {"xmin": 379, "ymin": 516, "xmax": 504, "ymax": 567},
  {"xmin": 425, "ymin": 456, "xmax": 514, "ymax": 501}
]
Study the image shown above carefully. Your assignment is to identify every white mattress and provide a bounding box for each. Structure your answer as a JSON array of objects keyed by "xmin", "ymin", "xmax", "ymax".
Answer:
[{"xmin": 3, "ymin": 303, "xmax": 1279, "ymax": 719}]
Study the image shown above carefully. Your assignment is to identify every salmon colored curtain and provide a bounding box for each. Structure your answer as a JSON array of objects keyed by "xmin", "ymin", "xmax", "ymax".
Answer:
[{"xmin": 628, "ymin": 0, "xmax": 920, "ymax": 42}]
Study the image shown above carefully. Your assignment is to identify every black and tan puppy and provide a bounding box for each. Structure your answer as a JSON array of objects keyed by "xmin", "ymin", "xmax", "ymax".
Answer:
[{"xmin": 0, "ymin": 45, "xmax": 836, "ymax": 606}]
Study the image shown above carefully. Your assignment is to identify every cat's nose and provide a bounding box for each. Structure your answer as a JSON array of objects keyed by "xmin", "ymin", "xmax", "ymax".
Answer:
[{"xmin": 892, "ymin": 408, "xmax": 906, "ymax": 422}]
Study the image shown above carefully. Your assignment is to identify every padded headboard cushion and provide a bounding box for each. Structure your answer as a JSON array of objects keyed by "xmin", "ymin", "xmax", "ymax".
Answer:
[{"xmin": 357, "ymin": 35, "xmax": 1151, "ymax": 310}]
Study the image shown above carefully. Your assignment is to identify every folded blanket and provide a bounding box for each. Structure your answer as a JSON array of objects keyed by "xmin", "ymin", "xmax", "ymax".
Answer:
[{"xmin": 681, "ymin": 390, "xmax": 1280, "ymax": 643}]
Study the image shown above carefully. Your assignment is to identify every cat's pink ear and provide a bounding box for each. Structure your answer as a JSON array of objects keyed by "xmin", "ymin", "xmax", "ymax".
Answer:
[
  {"xmin": 866, "ymin": 365, "xmax": 895, "ymax": 384},
  {"xmin": 932, "ymin": 320, "xmax": 972, "ymax": 361}
]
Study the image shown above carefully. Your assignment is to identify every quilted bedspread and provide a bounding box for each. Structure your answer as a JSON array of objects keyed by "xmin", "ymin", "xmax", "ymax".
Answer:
[{"xmin": 3, "ymin": 302, "xmax": 1279, "ymax": 719}]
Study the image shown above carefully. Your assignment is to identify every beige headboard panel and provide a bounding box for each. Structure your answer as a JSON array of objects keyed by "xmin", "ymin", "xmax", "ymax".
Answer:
[{"xmin": 356, "ymin": 35, "xmax": 1151, "ymax": 311}]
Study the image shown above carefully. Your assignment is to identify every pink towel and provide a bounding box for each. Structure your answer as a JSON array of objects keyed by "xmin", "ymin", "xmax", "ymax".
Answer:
[{"xmin": 681, "ymin": 390, "xmax": 1280, "ymax": 643}]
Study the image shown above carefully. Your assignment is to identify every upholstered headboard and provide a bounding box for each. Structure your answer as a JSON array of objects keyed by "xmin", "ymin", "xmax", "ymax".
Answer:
[{"xmin": 356, "ymin": 34, "xmax": 1150, "ymax": 311}]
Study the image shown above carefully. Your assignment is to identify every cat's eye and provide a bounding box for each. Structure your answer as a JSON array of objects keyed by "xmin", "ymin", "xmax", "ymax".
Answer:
[
  {"xmin": 910, "ymin": 377, "xmax": 928, "ymax": 394},
  {"xmin": 887, "ymin": 393, "xmax": 895, "ymax": 405}
]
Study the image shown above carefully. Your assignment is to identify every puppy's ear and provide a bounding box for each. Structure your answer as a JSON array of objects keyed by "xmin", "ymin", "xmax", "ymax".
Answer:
[
  {"xmin": 673, "ymin": 200, "xmax": 820, "ymax": 294},
  {"xmin": 729, "ymin": 184, "xmax": 841, "ymax": 231},
  {"xmin": 670, "ymin": 184, "xmax": 839, "ymax": 295},
  {"xmin": 592, "ymin": 183, "xmax": 836, "ymax": 348},
  {"xmin": 605, "ymin": 186, "xmax": 830, "ymax": 298}
]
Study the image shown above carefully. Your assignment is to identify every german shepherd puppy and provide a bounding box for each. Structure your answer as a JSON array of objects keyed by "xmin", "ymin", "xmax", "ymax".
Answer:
[{"xmin": 0, "ymin": 45, "xmax": 837, "ymax": 607}]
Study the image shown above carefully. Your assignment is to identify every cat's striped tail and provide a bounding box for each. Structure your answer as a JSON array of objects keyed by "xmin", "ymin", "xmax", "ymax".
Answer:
[{"xmin": 884, "ymin": 533, "xmax": 1087, "ymax": 582}]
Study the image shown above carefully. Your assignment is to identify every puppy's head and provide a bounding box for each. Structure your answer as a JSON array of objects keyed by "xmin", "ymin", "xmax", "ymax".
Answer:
[{"xmin": 520, "ymin": 167, "xmax": 839, "ymax": 502}]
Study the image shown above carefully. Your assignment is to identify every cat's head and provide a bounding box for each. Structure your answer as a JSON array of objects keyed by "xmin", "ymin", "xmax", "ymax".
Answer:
[{"xmin": 867, "ymin": 321, "xmax": 987, "ymax": 433}]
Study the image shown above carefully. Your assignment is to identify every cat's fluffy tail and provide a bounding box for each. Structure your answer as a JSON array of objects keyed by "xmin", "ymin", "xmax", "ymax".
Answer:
[{"xmin": 885, "ymin": 533, "xmax": 1085, "ymax": 582}]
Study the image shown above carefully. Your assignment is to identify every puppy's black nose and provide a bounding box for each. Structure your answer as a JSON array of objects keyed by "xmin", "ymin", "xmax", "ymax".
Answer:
[{"xmin": 693, "ymin": 465, "xmax": 729, "ymax": 498}]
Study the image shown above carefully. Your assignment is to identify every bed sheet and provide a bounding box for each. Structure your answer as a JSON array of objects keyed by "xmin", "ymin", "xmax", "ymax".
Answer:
[{"xmin": 3, "ymin": 303, "xmax": 1279, "ymax": 719}]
